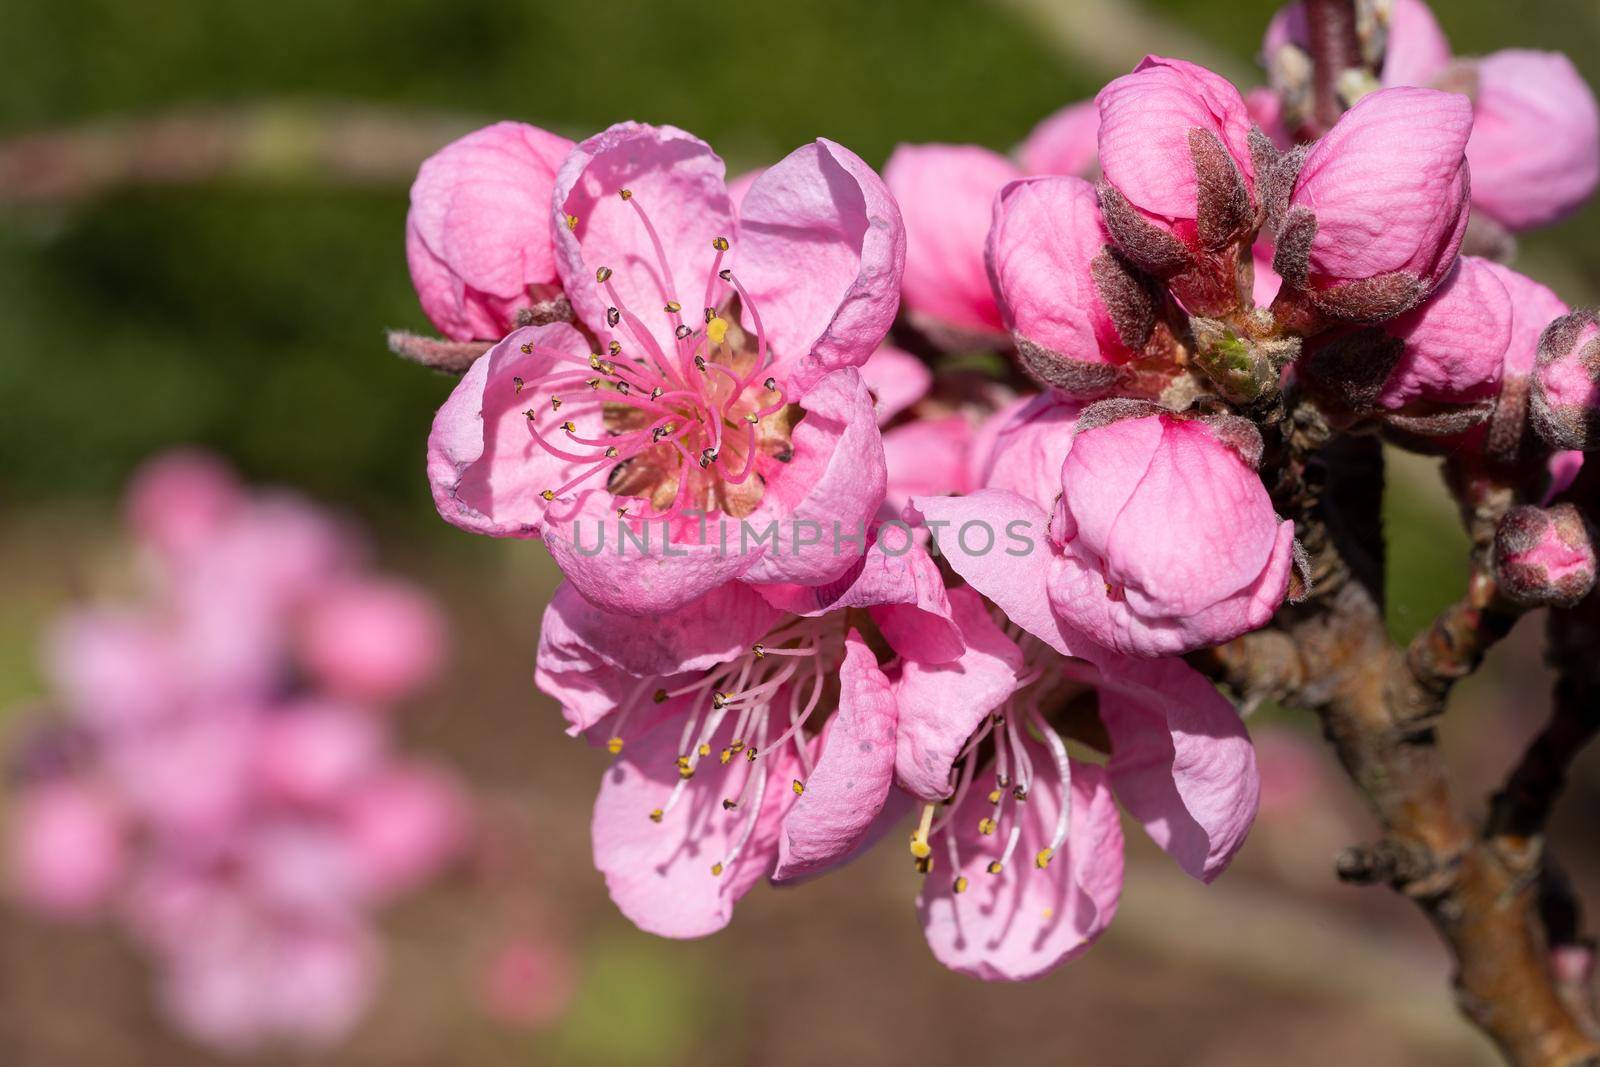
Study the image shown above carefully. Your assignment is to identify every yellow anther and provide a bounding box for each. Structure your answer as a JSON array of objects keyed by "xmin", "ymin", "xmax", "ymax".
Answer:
[
  {"xmin": 616, "ymin": 506, "xmax": 629, "ymax": 517},
  {"xmin": 678, "ymin": 765, "xmax": 696, "ymax": 781},
  {"xmin": 520, "ymin": 342, "xmax": 534, "ymax": 354},
  {"xmin": 751, "ymin": 643, "xmax": 766, "ymax": 658},
  {"xmin": 540, "ymin": 489, "xmax": 555, "ymax": 502},
  {"xmin": 703, "ymin": 306, "xmax": 715, "ymax": 323},
  {"xmin": 608, "ymin": 340, "xmax": 622, "ymax": 356},
  {"xmin": 649, "ymin": 808, "xmax": 664, "ymax": 823},
  {"xmin": 589, "ymin": 353, "xmax": 603, "ymax": 369},
  {"xmin": 987, "ymin": 860, "xmax": 1004, "ymax": 875},
  {"xmin": 909, "ymin": 803, "xmax": 935, "ymax": 859},
  {"xmin": 909, "ymin": 838, "xmax": 932, "ymax": 860},
  {"xmin": 706, "ymin": 316, "xmax": 729, "ymax": 345},
  {"xmin": 604, "ymin": 446, "xmax": 619, "ymax": 458},
  {"xmin": 986, "ymin": 788, "xmax": 1003, "ymax": 804},
  {"xmin": 565, "ymin": 213, "xmax": 579, "ymax": 230},
  {"xmin": 664, "ymin": 301, "xmax": 681, "ymax": 314},
  {"xmin": 729, "ymin": 740, "xmax": 745, "ymax": 753},
  {"xmin": 1042, "ymin": 906, "xmax": 1055, "ymax": 920},
  {"xmin": 792, "ymin": 779, "xmax": 805, "ymax": 797},
  {"xmin": 1035, "ymin": 848, "xmax": 1054, "ymax": 869},
  {"xmin": 512, "ymin": 376, "xmax": 524, "ymax": 393},
  {"xmin": 606, "ymin": 736, "xmax": 624, "ymax": 755},
  {"xmin": 596, "ymin": 266, "xmax": 613, "ymax": 283},
  {"xmin": 712, "ymin": 236, "xmax": 729, "ymax": 251},
  {"xmin": 619, "ymin": 188, "xmax": 632, "ymax": 200},
  {"xmin": 550, "ymin": 396, "xmax": 562, "ymax": 410},
  {"xmin": 953, "ymin": 876, "xmax": 969, "ymax": 894},
  {"xmin": 977, "ymin": 817, "xmax": 997, "ymax": 836},
  {"xmin": 719, "ymin": 748, "xmax": 733, "ymax": 764},
  {"xmin": 698, "ymin": 743, "xmax": 712, "ymax": 757},
  {"xmin": 1013, "ymin": 787, "xmax": 1029, "ymax": 802},
  {"xmin": 710, "ymin": 861, "xmax": 724, "ymax": 876},
  {"xmin": 561, "ymin": 421, "xmax": 576, "ymax": 433},
  {"xmin": 744, "ymin": 413, "xmax": 760, "ymax": 424},
  {"xmin": 712, "ymin": 691, "xmax": 730, "ymax": 710},
  {"xmin": 586, "ymin": 377, "xmax": 601, "ymax": 389},
  {"xmin": 722, "ymin": 797, "xmax": 737, "ymax": 810},
  {"xmin": 745, "ymin": 747, "xmax": 759, "ymax": 761},
  {"xmin": 913, "ymin": 855, "xmax": 934, "ymax": 875}
]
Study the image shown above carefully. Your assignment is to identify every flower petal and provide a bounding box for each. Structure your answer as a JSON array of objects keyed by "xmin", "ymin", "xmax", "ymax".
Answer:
[
  {"xmin": 859, "ymin": 344, "xmax": 933, "ymax": 426},
  {"xmin": 733, "ymin": 139, "xmax": 905, "ymax": 392},
  {"xmin": 773, "ymin": 631, "xmax": 898, "ymax": 880}
]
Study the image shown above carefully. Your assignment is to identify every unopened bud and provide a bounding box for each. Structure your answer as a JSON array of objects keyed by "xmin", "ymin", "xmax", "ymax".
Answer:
[
  {"xmin": 1190, "ymin": 317, "xmax": 1298, "ymax": 409},
  {"xmin": 1530, "ymin": 310, "xmax": 1600, "ymax": 451},
  {"xmin": 1493, "ymin": 504, "xmax": 1596, "ymax": 609}
]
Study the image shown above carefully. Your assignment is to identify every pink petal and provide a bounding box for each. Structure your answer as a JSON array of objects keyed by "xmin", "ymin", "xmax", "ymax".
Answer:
[
  {"xmin": 1097, "ymin": 55, "xmax": 1256, "ymax": 222},
  {"xmin": 426, "ymin": 322, "xmax": 594, "ymax": 538},
  {"xmin": 773, "ymin": 631, "xmax": 897, "ymax": 880},
  {"xmin": 1374, "ymin": 255, "xmax": 1510, "ymax": 411},
  {"xmin": 885, "ymin": 143, "xmax": 1019, "ymax": 337},
  {"xmin": 126, "ymin": 449, "xmax": 244, "ymax": 562},
  {"xmin": 408, "ymin": 121, "xmax": 574, "ymax": 340},
  {"xmin": 341, "ymin": 763, "xmax": 469, "ymax": 902},
  {"xmin": 894, "ymin": 586, "xmax": 1024, "ymax": 801},
  {"xmin": 912, "ymin": 490, "xmax": 1094, "ymax": 657},
  {"xmin": 883, "ymin": 415, "xmax": 975, "ymax": 518},
  {"xmin": 917, "ymin": 758, "xmax": 1123, "ymax": 981},
  {"xmin": 254, "ymin": 700, "xmax": 384, "ymax": 807},
  {"xmin": 553, "ymin": 122, "xmax": 733, "ymax": 352},
  {"xmin": 859, "ymin": 344, "xmax": 933, "ymax": 426},
  {"xmin": 8, "ymin": 781, "xmax": 126, "ymax": 921},
  {"xmin": 1467, "ymin": 50, "xmax": 1600, "ymax": 232},
  {"xmin": 591, "ymin": 710, "xmax": 802, "ymax": 938},
  {"xmin": 1087, "ymin": 654, "xmax": 1259, "ymax": 881},
  {"xmin": 969, "ymin": 392, "xmax": 1083, "ymax": 506},
  {"xmin": 1018, "ymin": 99, "xmax": 1100, "ymax": 177},
  {"xmin": 733, "ymin": 139, "xmax": 906, "ymax": 392},
  {"xmin": 299, "ymin": 578, "xmax": 447, "ymax": 704}
]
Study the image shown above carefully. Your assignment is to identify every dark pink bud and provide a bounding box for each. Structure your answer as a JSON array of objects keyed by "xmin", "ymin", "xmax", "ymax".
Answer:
[
  {"xmin": 1493, "ymin": 504, "xmax": 1596, "ymax": 608},
  {"xmin": 1531, "ymin": 310, "xmax": 1600, "ymax": 452}
]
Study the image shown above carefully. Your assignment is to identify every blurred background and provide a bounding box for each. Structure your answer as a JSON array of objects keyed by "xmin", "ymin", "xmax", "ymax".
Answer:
[{"xmin": 2, "ymin": 0, "xmax": 1598, "ymax": 1064}]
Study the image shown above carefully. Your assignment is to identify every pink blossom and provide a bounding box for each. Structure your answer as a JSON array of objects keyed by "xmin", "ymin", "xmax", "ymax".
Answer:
[
  {"xmin": 859, "ymin": 344, "xmax": 932, "ymax": 427},
  {"xmin": 1467, "ymin": 51, "xmax": 1600, "ymax": 232},
  {"xmin": 1493, "ymin": 504, "xmax": 1596, "ymax": 609},
  {"xmin": 126, "ymin": 449, "xmax": 243, "ymax": 562},
  {"xmin": 299, "ymin": 578, "xmax": 447, "ymax": 704},
  {"xmin": 987, "ymin": 176, "xmax": 1153, "ymax": 396},
  {"xmin": 1301, "ymin": 256, "xmax": 1510, "ymax": 435},
  {"xmin": 1097, "ymin": 56, "xmax": 1258, "ymax": 245},
  {"xmin": 406, "ymin": 121, "xmax": 576, "ymax": 341},
  {"xmin": 7, "ymin": 781, "xmax": 126, "ymax": 920},
  {"xmin": 885, "ymin": 143, "xmax": 1019, "ymax": 342},
  {"xmin": 428, "ymin": 123, "xmax": 903, "ymax": 616},
  {"xmin": 1272, "ymin": 87, "xmax": 1471, "ymax": 320},
  {"xmin": 339, "ymin": 763, "xmax": 470, "ymax": 902},
  {"xmin": 918, "ymin": 407, "xmax": 1294, "ymax": 658},
  {"xmin": 1017, "ymin": 99, "xmax": 1099, "ymax": 177}
]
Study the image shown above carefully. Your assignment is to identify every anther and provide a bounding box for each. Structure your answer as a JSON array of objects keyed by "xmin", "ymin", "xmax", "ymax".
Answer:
[
  {"xmin": 763, "ymin": 377, "xmax": 776, "ymax": 391},
  {"xmin": 561, "ymin": 421, "xmax": 576, "ymax": 433},
  {"xmin": 987, "ymin": 860, "xmax": 1004, "ymax": 875},
  {"xmin": 987, "ymin": 788, "xmax": 1003, "ymax": 804},
  {"xmin": 586, "ymin": 378, "xmax": 602, "ymax": 390},
  {"xmin": 615, "ymin": 381, "xmax": 630, "ymax": 395},
  {"xmin": 606, "ymin": 737, "xmax": 624, "ymax": 755},
  {"xmin": 953, "ymin": 876, "xmax": 969, "ymax": 894},
  {"xmin": 513, "ymin": 376, "xmax": 524, "ymax": 393},
  {"xmin": 608, "ymin": 340, "xmax": 622, "ymax": 356},
  {"xmin": 744, "ymin": 413, "xmax": 760, "ymax": 424},
  {"xmin": 699, "ymin": 448, "xmax": 717, "ymax": 468},
  {"xmin": 698, "ymin": 743, "xmax": 712, "ymax": 757},
  {"xmin": 712, "ymin": 236, "xmax": 729, "ymax": 251},
  {"xmin": 722, "ymin": 797, "xmax": 737, "ymax": 809},
  {"xmin": 678, "ymin": 765, "xmax": 695, "ymax": 781},
  {"xmin": 604, "ymin": 446, "xmax": 619, "ymax": 458},
  {"xmin": 704, "ymin": 307, "xmax": 715, "ymax": 323},
  {"xmin": 618, "ymin": 188, "xmax": 632, "ymax": 200},
  {"xmin": 718, "ymin": 268, "xmax": 732, "ymax": 281},
  {"xmin": 540, "ymin": 490, "xmax": 555, "ymax": 502},
  {"xmin": 520, "ymin": 343, "xmax": 534, "ymax": 354},
  {"xmin": 792, "ymin": 779, "xmax": 805, "ymax": 797},
  {"xmin": 607, "ymin": 307, "xmax": 620, "ymax": 327},
  {"xmin": 664, "ymin": 301, "xmax": 681, "ymax": 314},
  {"xmin": 978, "ymin": 817, "xmax": 997, "ymax": 836},
  {"xmin": 675, "ymin": 324, "xmax": 692, "ymax": 340},
  {"xmin": 653, "ymin": 688, "xmax": 669, "ymax": 703},
  {"xmin": 913, "ymin": 855, "xmax": 934, "ymax": 875},
  {"xmin": 729, "ymin": 740, "xmax": 745, "ymax": 753},
  {"xmin": 694, "ymin": 355, "xmax": 707, "ymax": 371},
  {"xmin": 550, "ymin": 396, "xmax": 561, "ymax": 410},
  {"xmin": 1013, "ymin": 787, "xmax": 1029, "ymax": 802},
  {"xmin": 710, "ymin": 861, "xmax": 724, "ymax": 876},
  {"xmin": 745, "ymin": 747, "xmax": 758, "ymax": 761},
  {"xmin": 1035, "ymin": 848, "xmax": 1054, "ymax": 869},
  {"xmin": 565, "ymin": 213, "xmax": 579, "ymax": 230},
  {"xmin": 596, "ymin": 266, "xmax": 613, "ymax": 283},
  {"xmin": 589, "ymin": 354, "xmax": 603, "ymax": 370},
  {"xmin": 751, "ymin": 643, "xmax": 766, "ymax": 658},
  {"xmin": 719, "ymin": 748, "xmax": 733, "ymax": 765},
  {"xmin": 650, "ymin": 386, "xmax": 663, "ymax": 401},
  {"xmin": 649, "ymin": 808, "xmax": 664, "ymax": 823}
]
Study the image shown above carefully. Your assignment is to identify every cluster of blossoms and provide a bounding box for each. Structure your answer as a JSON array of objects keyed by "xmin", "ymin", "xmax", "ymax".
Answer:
[
  {"xmin": 5, "ymin": 453, "xmax": 468, "ymax": 1052},
  {"xmin": 399, "ymin": 0, "xmax": 1599, "ymax": 980}
]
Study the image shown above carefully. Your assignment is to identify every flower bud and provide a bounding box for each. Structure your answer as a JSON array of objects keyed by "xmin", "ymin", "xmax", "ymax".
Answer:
[
  {"xmin": 406, "ymin": 122, "xmax": 574, "ymax": 341},
  {"xmin": 884, "ymin": 143, "xmax": 1021, "ymax": 346},
  {"xmin": 987, "ymin": 176, "xmax": 1162, "ymax": 397},
  {"xmin": 1047, "ymin": 404, "xmax": 1296, "ymax": 657},
  {"xmin": 299, "ymin": 579, "xmax": 448, "ymax": 704},
  {"xmin": 1270, "ymin": 88, "xmax": 1471, "ymax": 325},
  {"xmin": 1096, "ymin": 56, "xmax": 1263, "ymax": 315},
  {"xmin": 1300, "ymin": 256, "xmax": 1508, "ymax": 437},
  {"xmin": 1531, "ymin": 310, "xmax": 1600, "ymax": 451},
  {"xmin": 1465, "ymin": 50, "xmax": 1600, "ymax": 233},
  {"xmin": 1493, "ymin": 504, "xmax": 1596, "ymax": 608},
  {"xmin": 1017, "ymin": 99, "xmax": 1099, "ymax": 177}
]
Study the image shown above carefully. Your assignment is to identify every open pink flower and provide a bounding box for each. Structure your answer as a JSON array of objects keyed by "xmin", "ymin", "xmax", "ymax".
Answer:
[
  {"xmin": 1466, "ymin": 51, "xmax": 1600, "ymax": 232},
  {"xmin": 885, "ymin": 143, "xmax": 1020, "ymax": 344},
  {"xmin": 919, "ymin": 404, "xmax": 1294, "ymax": 658},
  {"xmin": 7, "ymin": 781, "xmax": 126, "ymax": 920},
  {"xmin": 299, "ymin": 578, "xmax": 447, "ymax": 704},
  {"xmin": 406, "ymin": 122, "xmax": 576, "ymax": 341},
  {"xmin": 1018, "ymin": 99, "xmax": 1099, "ymax": 178},
  {"xmin": 987, "ymin": 176, "xmax": 1159, "ymax": 396},
  {"xmin": 905, "ymin": 584, "xmax": 1258, "ymax": 979},
  {"xmin": 428, "ymin": 123, "xmax": 903, "ymax": 616},
  {"xmin": 536, "ymin": 531, "xmax": 963, "ymax": 937},
  {"xmin": 1271, "ymin": 87, "xmax": 1471, "ymax": 322}
]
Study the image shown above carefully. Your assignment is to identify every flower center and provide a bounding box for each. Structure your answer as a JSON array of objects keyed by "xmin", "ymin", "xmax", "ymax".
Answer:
[{"xmin": 528, "ymin": 192, "xmax": 797, "ymax": 520}]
